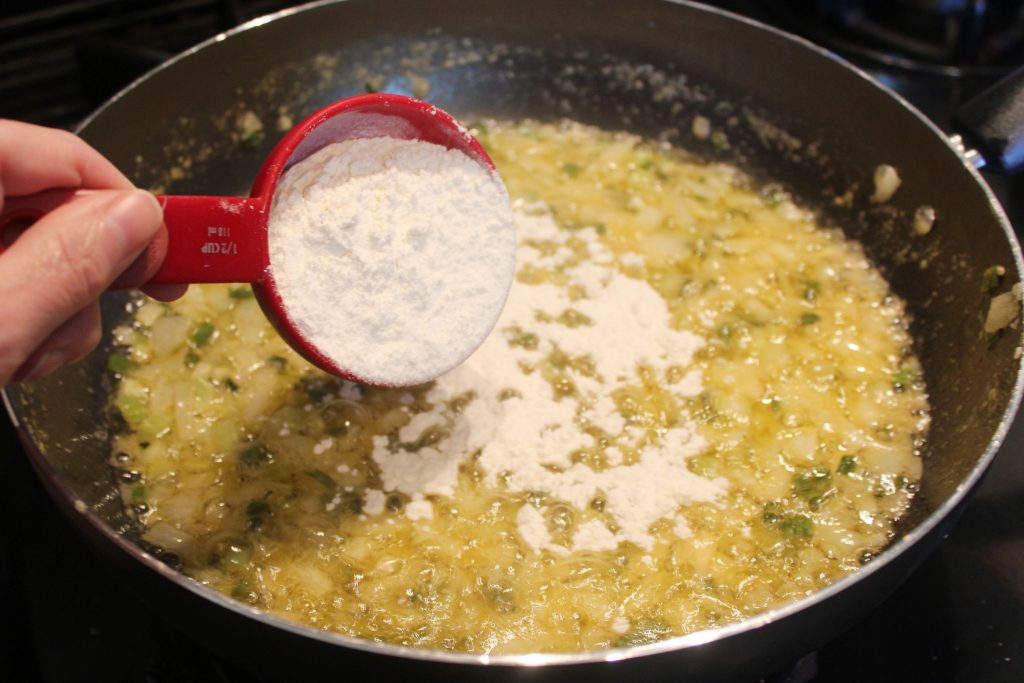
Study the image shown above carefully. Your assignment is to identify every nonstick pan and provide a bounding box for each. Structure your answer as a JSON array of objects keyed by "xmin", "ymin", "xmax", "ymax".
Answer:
[{"xmin": 4, "ymin": 1, "xmax": 1022, "ymax": 681}]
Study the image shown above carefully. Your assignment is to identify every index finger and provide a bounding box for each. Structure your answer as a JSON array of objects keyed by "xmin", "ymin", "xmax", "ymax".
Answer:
[{"xmin": 0, "ymin": 120, "xmax": 132, "ymax": 205}]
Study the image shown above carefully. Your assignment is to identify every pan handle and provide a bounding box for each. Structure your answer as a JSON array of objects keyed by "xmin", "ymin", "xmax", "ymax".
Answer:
[{"xmin": 954, "ymin": 67, "xmax": 1024, "ymax": 175}]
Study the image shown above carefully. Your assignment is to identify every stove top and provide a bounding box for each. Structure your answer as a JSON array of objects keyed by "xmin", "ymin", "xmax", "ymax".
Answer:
[{"xmin": 1, "ymin": 1, "xmax": 1022, "ymax": 681}]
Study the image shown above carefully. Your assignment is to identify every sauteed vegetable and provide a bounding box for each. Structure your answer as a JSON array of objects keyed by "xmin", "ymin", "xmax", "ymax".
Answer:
[{"xmin": 109, "ymin": 120, "xmax": 928, "ymax": 654}]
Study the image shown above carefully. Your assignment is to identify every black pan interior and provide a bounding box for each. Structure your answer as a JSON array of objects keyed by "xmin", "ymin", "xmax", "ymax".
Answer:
[{"xmin": 5, "ymin": 0, "xmax": 1021, "ymax": 653}]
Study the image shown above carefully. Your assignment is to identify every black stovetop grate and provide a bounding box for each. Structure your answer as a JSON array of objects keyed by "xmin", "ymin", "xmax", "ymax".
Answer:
[{"xmin": 0, "ymin": 0, "xmax": 300, "ymax": 129}]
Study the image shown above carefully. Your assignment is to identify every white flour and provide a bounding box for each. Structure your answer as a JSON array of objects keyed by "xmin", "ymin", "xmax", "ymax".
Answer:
[
  {"xmin": 267, "ymin": 137, "xmax": 516, "ymax": 386},
  {"xmin": 363, "ymin": 204, "xmax": 726, "ymax": 554}
]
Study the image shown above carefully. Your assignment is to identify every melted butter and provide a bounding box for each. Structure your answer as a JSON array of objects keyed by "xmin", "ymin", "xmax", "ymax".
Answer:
[{"xmin": 111, "ymin": 120, "xmax": 928, "ymax": 653}]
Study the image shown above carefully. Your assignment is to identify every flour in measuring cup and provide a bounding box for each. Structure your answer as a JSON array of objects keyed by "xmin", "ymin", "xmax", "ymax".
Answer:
[{"xmin": 267, "ymin": 137, "xmax": 516, "ymax": 386}]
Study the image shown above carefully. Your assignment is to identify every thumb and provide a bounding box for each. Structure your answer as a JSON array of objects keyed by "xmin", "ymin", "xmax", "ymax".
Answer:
[{"xmin": 0, "ymin": 189, "xmax": 163, "ymax": 380}]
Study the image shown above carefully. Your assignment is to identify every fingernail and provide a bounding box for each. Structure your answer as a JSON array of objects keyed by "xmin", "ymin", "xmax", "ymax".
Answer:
[
  {"xmin": 105, "ymin": 190, "xmax": 163, "ymax": 252},
  {"xmin": 14, "ymin": 349, "xmax": 66, "ymax": 383}
]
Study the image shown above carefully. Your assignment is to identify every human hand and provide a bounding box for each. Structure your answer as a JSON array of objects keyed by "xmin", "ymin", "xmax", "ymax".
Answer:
[{"xmin": 0, "ymin": 120, "xmax": 186, "ymax": 384}]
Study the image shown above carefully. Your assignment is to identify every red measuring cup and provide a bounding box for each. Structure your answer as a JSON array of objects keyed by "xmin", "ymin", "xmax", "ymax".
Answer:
[{"xmin": 0, "ymin": 94, "xmax": 499, "ymax": 384}]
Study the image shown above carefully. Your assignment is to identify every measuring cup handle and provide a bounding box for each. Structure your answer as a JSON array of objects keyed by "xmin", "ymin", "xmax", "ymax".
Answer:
[
  {"xmin": 151, "ymin": 195, "xmax": 269, "ymax": 284},
  {"xmin": 0, "ymin": 192, "xmax": 269, "ymax": 285}
]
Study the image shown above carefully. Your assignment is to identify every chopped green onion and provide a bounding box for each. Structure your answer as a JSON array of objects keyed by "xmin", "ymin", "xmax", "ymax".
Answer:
[
  {"xmin": 240, "ymin": 129, "xmax": 265, "ymax": 149},
  {"xmin": 295, "ymin": 375, "xmax": 341, "ymax": 402},
  {"xmin": 803, "ymin": 279, "xmax": 821, "ymax": 302},
  {"xmin": 191, "ymin": 321, "xmax": 216, "ymax": 347},
  {"xmin": 761, "ymin": 501, "xmax": 784, "ymax": 525},
  {"xmin": 765, "ymin": 188, "xmax": 787, "ymax": 208},
  {"xmin": 799, "ymin": 312, "xmax": 821, "ymax": 325},
  {"xmin": 184, "ymin": 349, "xmax": 200, "ymax": 368},
  {"xmin": 228, "ymin": 286, "xmax": 254, "ymax": 300},
  {"xmin": 107, "ymin": 353, "xmax": 133, "ymax": 374},
  {"xmin": 484, "ymin": 582, "xmax": 517, "ymax": 614},
  {"xmin": 781, "ymin": 514, "xmax": 814, "ymax": 538},
  {"xmin": 838, "ymin": 455, "xmax": 858, "ymax": 475},
  {"xmin": 793, "ymin": 467, "xmax": 832, "ymax": 500},
  {"xmin": 981, "ymin": 265, "xmax": 1006, "ymax": 293},
  {"xmin": 639, "ymin": 159, "xmax": 669, "ymax": 180},
  {"xmin": 710, "ymin": 130, "xmax": 729, "ymax": 151},
  {"xmin": 892, "ymin": 368, "xmax": 915, "ymax": 391},
  {"xmin": 563, "ymin": 162, "xmax": 583, "ymax": 177},
  {"xmin": 305, "ymin": 470, "xmax": 336, "ymax": 489},
  {"xmin": 405, "ymin": 425, "xmax": 447, "ymax": 452},
  {"xmin": 334, "ymin": 491, "xmax": 363, "ymax": 514},
  {"xmin": 231, "ymin": 580, "xmax": 256, "ymax": 602},
  {"xmin": 507, "ymin": 328, "xmax": 539, "ymax": 350},
  {"xmin": 245, "ymin": 499, "xmax": 271, "ymax": 530},
  {"xmin": 220, "ymin": 541, "xmax": 252, "ymax": 567},
  {"xmin": 558, "ymin": 309, "xmax": 592, "ymax": 328},
  {"xmin": 130, "ymin": 484, "xmax": 146, "ymax": 503},
  {"xmin": 240, "ymin": 443, "xmax": 271, "ymax": 468},
  {"xmin": 689, "ymin": 454, "xmax": 720, "ymax": 478}
]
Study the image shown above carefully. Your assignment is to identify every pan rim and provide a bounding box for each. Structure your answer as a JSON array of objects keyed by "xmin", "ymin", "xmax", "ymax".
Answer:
[{"xmin": 6, "ymin": 0, "xmax": 1024, "ymax": 669}]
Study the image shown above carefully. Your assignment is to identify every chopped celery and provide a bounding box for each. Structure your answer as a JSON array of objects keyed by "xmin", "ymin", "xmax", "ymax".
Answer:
[
  {"xmin": 116, "ymin": 394, "xmax": 148, "ymax": 429},
  {"xmin": 220, "ymin": 541, "xmax": 252, "ymax": 567},
  {"xmin": 107, "ymin": 353, "xmax": 133, "ymax": 374},
  {"xmin": 689, "ymin": 453, "xmax": 720, "ymax": 478}
]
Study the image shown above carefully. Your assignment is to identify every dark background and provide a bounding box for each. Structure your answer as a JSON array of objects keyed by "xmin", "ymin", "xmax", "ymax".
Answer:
[{"xmin": 1, "ymin": 1, "xmax": 1022, "ymax": 681}]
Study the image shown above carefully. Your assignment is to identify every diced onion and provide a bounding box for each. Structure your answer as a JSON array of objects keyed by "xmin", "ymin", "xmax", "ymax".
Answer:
[
  {"xmin": 985, "ymin": 289, "xmax": 1022, "ymax": 334},
  {"xmin": 870, "ymin": 164, "xmax": 901, "ymax": 203},
  {"xmin": 691, "ymin": 115, "xmax": 711, "ymax": 140},
  {"xmin": 913, "ymin": 205, "xmax": 936, "ymax": 236}
]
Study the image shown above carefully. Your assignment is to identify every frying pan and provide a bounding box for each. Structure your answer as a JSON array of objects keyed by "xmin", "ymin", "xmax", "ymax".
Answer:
[{"xmin": 3, "ymin": 1, "xmax": 1022, "ymax": 681}]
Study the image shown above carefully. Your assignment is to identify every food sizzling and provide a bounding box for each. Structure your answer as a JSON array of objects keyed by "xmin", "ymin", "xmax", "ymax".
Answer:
[{"xmin": 110, "ymin": 121, "xmax": 928, "ymax": 653}]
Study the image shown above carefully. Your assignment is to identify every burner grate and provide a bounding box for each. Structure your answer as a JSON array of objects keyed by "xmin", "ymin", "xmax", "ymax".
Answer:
[
  {"xmin": 0, "ymin": 0, "xmax": 300, "ymax": 129},
  {"xmin": 759, "ymin": 0, "xmax": 1024, "ymax": 77}
]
